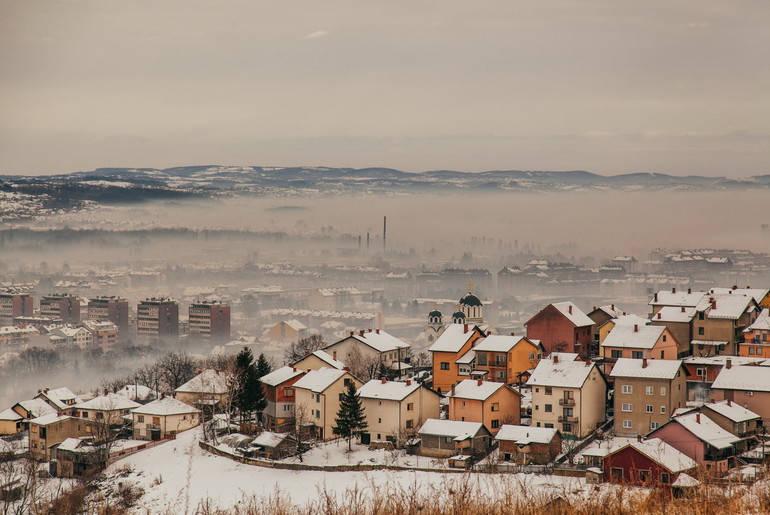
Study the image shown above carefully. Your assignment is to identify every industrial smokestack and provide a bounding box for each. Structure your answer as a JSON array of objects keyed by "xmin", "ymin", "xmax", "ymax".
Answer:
[
  {"xmin": 383, "ymin": 216, "xmax": 387, "ymax": 253},
  {"xmin": 367, "ymin": 232, "xmax": 370, "ymax": 252}
]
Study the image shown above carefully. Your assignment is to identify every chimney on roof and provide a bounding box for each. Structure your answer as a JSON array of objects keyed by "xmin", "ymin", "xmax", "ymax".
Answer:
[
  {"xmin": 477, "ymin": 379, "xmax": 483, "ymax": 386},
  {"xmin": 672, "ymin": 288, "xmax": 676, "ymax": 294},
  {"xmin": 103, "ymin": 389, "xmax": 107, "ymax": 396},
  {"xmin": 381, "ymin": 377, "xmax": 387, "ymax": 384},
  {"xmin": 634, "ymin": 324, "xmax": 639, "ymax": 333},
  {"xmin": 726, "ymin": 359, "xmax": 732, "ymax": 369},
  {"xmin": 611, "ymin": 304, "xmax": 615, "ymax": 311},
  {"xmin": 510, "ymin": 332, "xmax": 515, "ymax": 336},
  {"xmin": 464, "ymin": 323, "xmax": 469, "ymax": 332},
  {"xmin": 681, "ymin": 306, "xmax": 685, "ymax": 313},
  {"xmin": 307, "ymin": 369, "xmax": 311, "ymax": 373},
  {"xmin": 727, "ymin": 399, "xmax": 732, "ymax": 406},
  {"xmin": 292, "ymin": 367, "xmax": 297, "ymax": 372},
  {"xmin": 359, "ymin": 330, "xmax": 364, "ymax": 337},
  {"xmin": 568, "ymin": 305, "xmax": 572, "ymax": 315},
  {"xmin": 688, "ymin": 288, "xmax": 692, "ymax": 294},
  {"xmin": 696, "ymin": 413, "xmax": 701, "ymax": 424},
  {"xmin": 160, "ymin": 393, "xmax": 165, "ymax": 399},
  {"xmin": 343, "ymin": 367, "xmax": 350, "ymax": 372},
  {"xmin": 593, "ymin": 306, "xmax": 597, "ymax": 312},
  {"xmin": 712, "ymin": 299, "xmax": 717, "ymax": 310},
  {"xmin": 376, "ymin": 329, "xmax": 380, "ymax": 334},
  {"xmin": 44, "ymin": 388, "xmax": 49, "ymax": 394},
  {"xmin": 368, "ymin": 328, "xmax": 372, "ymax": 332},
  {"xmin": 350, "ymin": 331, "xmax": 354, "ymax": 336},
  {"xmin": 406, "ymin": 380, "xmax": 411, "ymax": 386},
  {"xmin": 172, "ymin": 392, "xmax": 176, "ymax": 399},
  {"xmin": 585, "ymin": 359, "xmax": 590, "ymax": 367},
  {"xmin": 654, "ymin": 293, "xmax": 658, "ymax": 302},
  {"xmin": 642, "ymin": 358, "xmax": 648, "ymax": 368},
  {"xmin": 451, "ymin": 384, "xmax": 456, "ymax": 396},
  {"xmin": 553, "ymin": 354, "xmax": 559, "ymax": 364},
  {"xmin": 657, "ymin": 313, "xmax": 662, "ymax": 319},
  {"xmin": 486, "ymin": 330, "xmax": 492, "ymax": 336},
  {"xmin": 733, "ymin": 285, "xmax": 738, "ymax": 290},
  {"xmin": 333, "ymin": 351, "xmax": 337, "ymax": 360}
]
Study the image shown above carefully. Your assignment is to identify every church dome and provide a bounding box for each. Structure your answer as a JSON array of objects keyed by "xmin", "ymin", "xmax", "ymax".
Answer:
[
  {"xmin": 459, "ymin": 293, "xmax": 482, "ymax": 307},
  {"xmin": 452, "ymin": 311, "xmax": 466, "ymax": 322},
  {"xmin": 429, "ymin": 309, "xmax": 442, "ymax": 318}
]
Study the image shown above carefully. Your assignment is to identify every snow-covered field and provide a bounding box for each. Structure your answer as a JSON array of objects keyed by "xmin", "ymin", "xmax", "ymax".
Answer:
[{"xmin": 103, "ymin": 427, "xmax": 600, "ymax": 513}]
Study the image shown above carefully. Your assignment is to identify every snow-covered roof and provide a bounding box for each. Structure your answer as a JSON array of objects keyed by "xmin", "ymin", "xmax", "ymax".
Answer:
[
  {"xmin": 649, "ymin": 290, "xmax": 706, "ymax": 307},
  {"xmin": 428, "ymin": 324, "xmax": 479, "ymax": 353},
  {"xmin": 131, "ymin": 396, "xmax": 199, "ymax": 416},
  {"xmin": 670, "ymin": 412, "xmax": 741, "ymax": 449},
  {"xmin": 449, "ymin": 379, "xmax": 513, "ymax": 401},
  {"xmin": 260, "ymin": 366, "xmax": 305, "ymax": 387},
  {"xmin": 455, "ymin": 349, "xmax": 475, "ymax": 365},
  {"xmin": 56, "ymin": 438, "xmax": 90, "ymax": 452},
  {"xmin": 651, "ymin": 306, "xmax": 696, "ymax": 323},
  {"xmin": 15, "ymin": 398, "xmax": 57, "ymax": 418},
  {"xmin": 418, "ymin": 418, "xmax": 486, "ymax": 440},
  {"xmin": 683, "ymin": 356, "xmax": 765, "ymax": 367},
  {"xmin": 74, "ymin": 393, "xmax": 140, "ymax": 411},
  {"xmin": 292, "ymin": 367, "xmax": 348, "ymax": 393},
  {"xmin": 116, "ymin": 384, "xmax": 157, "ymax": 401},
  {"xmin": 601, "ymin": 324, "xmax": 665, "ymax": 350},
  {"xmin": 612, "ymin": 438, "xmax": 696, "ymax": 473},
  {"xmin": 175, "ymin": 369, "xmax": 230, "ymax": 395},
  {"xmin": 593, "ymin": 304, "xmax": 625, "ymax": 318},
  {"xmin": 698, "ymin": 295, "xmax": 755, "ymax": 320},
  {"xmin": 709, "ymin": 287, "xmax": 769, "ymax": 306},
  {"xmin": 36, "ymin": 387, "xmax": 83, "ymax": 410},
  {"xmin": 339, "ymin": 330, "xmax": 410, "ymax": 353},
  {"xmin": 0, "ymin": 407, "xmax": 22, "ymax": 421},
  {"xmin": 702, "ymin": 400, "xmax": 760, "ymax": 423},
  {"xmin": 30, "ymin": 413, "xmax": 70, "ymax": 425},
  {"xmin": 252, "ymin": 431, "xmax": 291, "ymax": 448},
  {"xmin": 358, "ymin": 379, "xmax": 421, "ymax": 401},
  {"xmin": 672, "ymin": 472, "xmax": 700, "ymax": 487},
  {"xmin": 308, "ymin": 350, "xmax": 345, "ymax": 369},
  {"xmin": 527, "ymin": 354, "xmax": 597, "ymax": 388},
  {"xmin": 473, "ymin": 335, "xmax": 534, "ymax": 353},
  {"xmin": 609, "ymin": 358, "xmax": 683, "ymax": 380},
  {"xmin": 711, "ymin": 365, "xmax": 770, "ymax": 392},
  {"xmin": 606, "ymin": 314, "xmax": 649, "ymax": 328},
  {"xmin": 746, "ymin": 309, "xmax": 770, "ymax": 332},
  {"xmin": 282, "ymin": 319, "xmax": 307, "ymax": 331},
  {"xmin": 495, "ymin": 425, "xmax": 558, "ymax": 444},
  {"xmin": 550, "ymin": 302, "xmax": 594, "ymax": 327}
]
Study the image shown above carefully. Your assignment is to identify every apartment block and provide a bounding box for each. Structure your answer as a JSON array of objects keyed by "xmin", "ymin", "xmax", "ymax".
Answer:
[
  {"xmin": 188, "ymin": 301, "xmax": 230, "ymax": 341},
  {"xmin": 0, "ymin": 292, "xmax": 34, "ymax": 326},
  {"xmin": 137, "ymin": 298, "xmax": 179, "ymax": 342},
  {"xmin": 88, "ymin": 296, "xmax": 129, "ymax": 339},
  {"xmin": 40, "ymin": 294, "xmax": 80, "ymax": 323}
]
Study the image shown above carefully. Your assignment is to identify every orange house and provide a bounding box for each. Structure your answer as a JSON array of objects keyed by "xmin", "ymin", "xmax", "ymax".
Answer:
[
  {"xmin": 472, "ymin": 334, "xmax": 541, "ymax": 385},
  {"xmin": 429, "ymin": 324, "xmax": 486, "ymax": 394},
  {"xmin": 448, "ymin": 379, "xmax": 521, "ymax": 433},
  {"xmin": 601, "ymin": 323, "xmax": 679, "ymax": 376},
  {"xmin": 740, "ymin": 308, "xmax": 770, "ymax": 358}
]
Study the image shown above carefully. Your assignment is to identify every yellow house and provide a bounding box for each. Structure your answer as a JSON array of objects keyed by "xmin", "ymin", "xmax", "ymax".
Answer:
[
  {"xmin": 174, "ymin": 369, "xmax": 231, "ymax": 410},
  {"xmin": 292, "ymin": 367, "xmax": 362, "ymax": 441},
  {"xmin": 597, "ymin": 314, "xmax": 650, "ymax": 346},
  {"xmin": 527, "ymin": 353, "xmax": 607, "ymax": 438},
  {"xmin": 471, "ymin": 334, "xmax": 540, "ymax": 385},
  {"xmin": 428, "ymin": 324, "xmax": 486, "ymax": 394},
  {"xmin": 292, "ymin": 350, "xmax": 346, "ymax": 372},
  {"xmin": 0, "ymin": 408, "xmax": 24, "ymax": 435},
  {"xmin": 29, "ymin": 414, "xmax": 96, "ymax": 460},
  {"xmin": 131, "ymin": 396, "xmax": 200, "ymax": 440},
  {"xmin": 71, "ymin": 393, "xmax": 140, "ymax": 426},
  {"xmin": 357, "ymin": 379, "xmax": 440, "ymax": 444}
]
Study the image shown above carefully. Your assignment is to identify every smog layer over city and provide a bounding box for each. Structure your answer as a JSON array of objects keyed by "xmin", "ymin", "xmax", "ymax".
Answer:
[{"xmin": 1, "ymin": 1, "xmax": 770, "ymax": 514}]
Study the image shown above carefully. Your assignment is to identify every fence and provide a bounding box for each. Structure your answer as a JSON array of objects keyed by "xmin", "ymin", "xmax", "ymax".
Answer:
[{"xmin": 107, "ymin": 435, "xmax": 176, "ymax": 465}]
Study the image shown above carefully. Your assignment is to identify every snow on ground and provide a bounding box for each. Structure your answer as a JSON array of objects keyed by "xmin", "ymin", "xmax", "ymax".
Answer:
[
  {"xmin": 273, "ymin": 438, "xmax": 444, "ymax": 468},
  {"xmin": 103, "ymin": 427, "xmax": 605, "ymax": 513}
]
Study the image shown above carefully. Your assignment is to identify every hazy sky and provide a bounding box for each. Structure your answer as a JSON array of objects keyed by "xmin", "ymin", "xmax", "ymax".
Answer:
[{"xmin": 1, "ymin": 0, "xmax": 768, "ymax": 177}]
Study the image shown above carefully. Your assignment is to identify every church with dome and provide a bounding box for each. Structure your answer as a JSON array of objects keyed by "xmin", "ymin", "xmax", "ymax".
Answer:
[{"xmin": 423, "ymin": 284, "xmax": 488, "ymax": 343}]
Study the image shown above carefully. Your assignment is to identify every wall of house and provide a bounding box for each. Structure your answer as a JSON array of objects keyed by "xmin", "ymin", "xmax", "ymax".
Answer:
[
  {"xmin": 294, "ymin": 374, "xmax": 363, "ymax": 441},
  {"xmin": 448, "ymin": 387, "xmax": 520, "ymax": 434},
  {"xmin": 362, "ymin": 388, "xmax": 440, "ymax": 442},
  {"xmin": 603, "ymin": 447, "xmax": 673, "ymax": 485},
  {"xmin": 648, "ymin": 423, "xmax": 705, "ymax": 463},
  {"xmin": 650, "ymin": 320, "xmax": 692, "ymax": 356},
  {"xmin": 614, "ymin": 372, "xmax": 686, "ymax": 437},
  {"xmin": 0, "ymin": 418, "xmax": 22, "ymax": 436},
  {"xmin": 526, "ymin": 306, "xmax": 582, "ymax": 355},
  {"xmin": 133, "ymin": 411, "xmax": 199, "ymax": 440},
  {"xmin": 30, "ymin": 418, "xmax": 94, "ymax": 460},
  {"xmin": 499, "ymin": 436, "xmax": 562, "ymax": 465},
  {"xmin": 710, "ymin": 389, "xmax": 770, "ymax": 423}
]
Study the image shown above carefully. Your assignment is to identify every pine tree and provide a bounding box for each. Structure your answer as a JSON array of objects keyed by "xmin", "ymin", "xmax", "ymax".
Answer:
[
  {"xmin": 256, "ymin": 353, "xmax": 272, "ymax": 379},
  {"xmin": 333, "ymin": 380, "xmax": 368, "ymax": 451},
  {"xmin": 234, "ymin": 347, "xmax": 267, "ymax": 425}
]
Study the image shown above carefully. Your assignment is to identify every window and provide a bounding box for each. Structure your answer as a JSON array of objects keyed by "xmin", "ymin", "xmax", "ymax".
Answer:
[
  {"xmin": 344, "ymin": 378, "xmax": 353, "ymax": 387},
  {"xmin": 660, "ymin": 387, "xmax": 667, "ymax": 396},
  {"xmin": 632, "ymin": 351, "xmax": 643, "ymax": 359},
  {"xmin": 315, "ymin": 410, "xmax": 320, "ymax": 419},
  {"xmin": 759, "ymin": 348, "xmax": 764, "ymax": 355},
  {"xmin": 339, "ymin": 393, "xmax": 345, "ymax": 401},
  {"xmin": 562, "ymin": 423, "xmax": 572, "ymax": 432},
  {"xmin": 283, "ymin": 404, "xmax": 293, "ymax": 412},
  {"xmin": 378, "ymin": 418, "xmax": 382, "ymax": 423},
  {"xmin": 495, "ymin": 354, "xmax": 506, "ymax": 365},
  {"xmin": 545, "ymin": 387, "xmax": 552, "ymax": 395},
  {"xmin": 504, "ymin": 453, "xmax": 512, "ymax": 461},
  {"xmin": 650, "ymin": 422, "xmax": 660, "ymax": 430},
  {"xmin": 440, "ymin": 362, "xmax": 450, "ymax": 370},
  {"xmin": 462, "ymin": 401, "xmax": 466, "ymax": 407},
  {"xmin": 622, "ymin": 419, "xmax": 632, "ymax": 428},
  {"xmin": 749, "ymin": 346, "xmax": 756, "ymax": 355},
  {"xmin": 491, "ymin": 419, "xmax": 500, "ymax": 429},
  {"xmin": 745, "ymin": 391, "xmax": 755, "ymax": 396},
  {"xmin": 138, "ymin": 415, "xmax": 144, "ymax": 423},
  {"xmin": 698, "ymin": 312, "xmax": 704, "ymax": 320},
  {"xmin": 662, "ymin": 335, "xmax": 667, "ymax": 342},
  {"xmin": 646, "ymin": 386, "xmax": 654, "ymax": 396},
  {"xmin": 646, "ymin": 405, "xmax": 653, "ymax": 413},
  {"xmin": 638, "ymin": 470, "xmax": 650, "ymax": 482},
  {"xmin": 698, "ymin": 327, "xmax": 705, "ymax": 336},
  {"xmin": 444, "ymin": 436, "xmax": 453, "ymax": 444},
  {"xmin": 476, "ymin": 353, "xmax": 487, "ymax": 366},
  {"xmin": 661, "ymin": 473, "xmax": 670, "ymax": 484},
  {"xmin": 95, "ymin": 412, "xmax": 103, "ymax": 420},
  {"xmin": 696, "ymin": 368, "xmax": 705, "ymax": 377},
  {"xmin": 611, "ymin": 350, "xmax": 622, "ymax": 359},
  {"xmin": 529, "ymin": 353, "xmax": 535, "ymax": 360},
  {"xmin": 661, "ymin": 406, "xmax": 666, "ymax": 414},
  {"xmin": 406, "ymin": 419, "xmax": 413, "ymax": 429},
  {"xmin": 283, "ymin": 387, "xmax": 294, "ymax": 398},
  {"xmin": 622, "ymin": 403, "xmax": 632, "ymax": 412},
  {"xmin": 407, "ymin": 403, "xmax": 414, "ymax": 411},
  {"xmin": 491, "ymin": 403, "xmax": 500, "ymax": 412},
  {"xmin": 316, "ymin": 394, "xmax": 321, "ymax": 403},
  {"xmin": 152, "ymin": 417, "xmax": 160, "ymax": 425},
  {"xmin": 544, "ymin": 423, "xmax": 554, "ymax": 428},
  {"xmin": 82, "ymin": 411, "xmax": 89, "ymax": 419},
  {"xmin": 545, "ymin": 404, "xmax": 552, "ymax": 413},
  {"xmin": 622, "ymin": 385, "xmax": 633, "ymax": 394}
]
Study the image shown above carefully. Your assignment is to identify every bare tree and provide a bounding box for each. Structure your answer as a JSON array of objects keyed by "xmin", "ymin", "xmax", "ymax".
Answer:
[
  {"xmin": 284, "ymin": 334, "xmax": 325, "ymax": 363},
  {"xmin": 345, "ymin": 346, "xmax": 381, "ymax": 381},
  {"xmin": 156, "ymin": 352, "xmax": 195, "ymax": 390}
]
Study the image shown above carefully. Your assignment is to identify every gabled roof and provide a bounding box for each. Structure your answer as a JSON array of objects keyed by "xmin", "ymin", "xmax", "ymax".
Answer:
[
  {"xmin": 709, "ymin": 287, "xmax": 769, "ymax": 306},
  {"xmin": 455, "ymin": 349, "xmax": 475, "ymax": 365},
  {"xmin": 702, "ymin": 400, "xmax": 760, "ymax": 423},
  {"xmin": 175, "ymin": 369, "xmax": 230, "ymax": 395},
  {"xmin": 746, "ymin": 308, "xmax": 770, "ymax": 332},
  {"xmin": 307, "ymin": 350, "xmax": 345, "ymax": 370},
  {"xmin": 35, "ymin": 388, "xmax": 83, "ymax": 411},
  {"xmin": 605, "ymin": 313, "xmax": 649, "ymax": 329},
  {"xmin": 0, "ymin": 407, "xmax": 22, "ymax": 421},
  {"xmin": 330, "ymin": 330, "xmax": 410, "ymax": 354},
  {"xmin": 292, "ymin": 367, "xmax": 348, "ymax": 393},
  {"xmin": 605, "ymin": 438, "xmax": 696, "ymax": 473},
  {"xmin": 697, "ymin": 295, "xmax": 756, "ymax": 320},
  {"xmin": 449, "ymin": 379, "xmax": 516, "ymax": 401},
  {"xmin": 131, "ymin": 396, "xmax": 199, "ymax": 416},
  {"xmin": 357, "ymin": 380, "xmax": 423, "ymax": 401},
  {"xmin": 527, "ymin": 354, "xmax": 598, "ymax": 388},
  {"xmin": 651, "ymin": 306, "xmax": 696, "ymax": 323},
  {"xmin": 29, "ymin": 413, "xmax": 70, "ymax": 426},
  {"xmin": 15, "ymin": 398, "xmax": 57, "ymax": 419},
  {"xmin": 711, "ymin": 364, "xmax": 770, "ymax": 392},
  {"xmin": 251, "ymin": 431, "xmax": 293, "ymax": 448},
  {"xmin": 116, "ymin": 384, "xmax": 157, "ymax": 402},
  {"xmin": 73, "ymin": 393, "xmax": 140, "ymax": 411},
  {"xmin": 472, "ymin": 335, "xmax": 536, "ymax": 353},
  {"xmin": 683, "ymin": 356, "xmax": 765, "ymax": 367},
  {"xmin": 418, "ymin": 418, "xmax": 488, "ymax": 440},
  {"xmin": 667, "ymin": 412, "xmax": 741, "ymax": 449},
  {"xmin": 601, "ymin": 324, "xmax": 666, "ymax": 350},
  {"xmin": 282, "ymin": 319, "xmax": 307, "ymax": 331},
  {"xmin": 428, "ymin": 324, "xmax": 482, "ymax": 353},
  {"xmin": 549, "ymin": 302, "xmax": 594, "ymax": 327},
  {"xmin": 495, "ymin": 425, "xmax": 558, "ymax": 445},
  {"xmin": 591, "ymin": 305, "xmax": 625, "ymax": 318},
  {"xmin": 649, "ymin": 290, "xmax": 706, "ymax": 307},
  {"xmin": 260, "ymin": 366, "xmax": 305, "ymax": 387},
  {"xmin": 610, "ymin": 358, "xmax": 683, "ymax": 380}
]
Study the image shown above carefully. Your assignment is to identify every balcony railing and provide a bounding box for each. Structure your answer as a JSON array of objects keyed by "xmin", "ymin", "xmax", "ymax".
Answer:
[
  {"xmin": 558, "ymin": 415, "xmax": 579, "ymax": 423},
  {"xmin": 558, "ymin": 398, "xmax": 575, "ymax": 406}
]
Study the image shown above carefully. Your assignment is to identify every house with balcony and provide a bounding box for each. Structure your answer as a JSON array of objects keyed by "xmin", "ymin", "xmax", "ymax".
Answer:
[
  {"xmin": 357, "ymin": 378, "xmax": 440, "ymax": 444},
  {"xmin": 650, "ymin": 306, "xmax": 696, "ymax": 357},
  {"xmin": 527, "ymin": 353, "xmax": 607, "ymax": 438},
  {"xmin": 682, "ymin": 356, "xmax": 765, "ymax": 403},
  {"xmin": 709, "ymin": 363, "xmax": 770, "ymax": 423},
  {"xmin": 525, "ymin": 302, "xmax": 594, "ymax": 358},
  {"xmin": 259, "ymin": 366, "xmax": 305, "ymax": 431},
  {"xmin": 471, "ymin": 334, "xmax": 541, "ymax": 385},
  {"xmin": 1, "ymin": 398, "xmax": 56, "ymax": 434},
  {"xmin": 740, "ymin": 308, "xmax": 770, "ymax": 358},
  {"xmin": 647, "ymin": 411, "xmax": 741, "ymax": 475},
  {"xmin": 29, "ymin": 414, "xmax": 96, "ymax": 460},
  {"xmin": 71, "ymin": 393, "xmax": 140, "ymax": 427},
  {"xmin": 447, "ymin": 379, "xmax": 521, "ymax": 434},
  {"xmin": 292, "ymin": 367, "xmax": 363, "ymax": 441},
  {"xmin": 610, "ymin": 358, "xmax": 687, "ymax": 437},
  {"xmin": 691, "ymin": 294, "xmax": 760, "ymax": 357},
  {"xmin": 600, "ymin": 323, "xmax": 679, "ymax": 376},
  {"xmin": 428, "ymin": 323, "xmax": 486, "ymax": 394},
  {"xmin": 174, "ymin": 369, "xmax": 231, "ymax": 411},
  {"xmin": 700, "ymin": 399, "xmax": 761, "ymax": 452}
]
